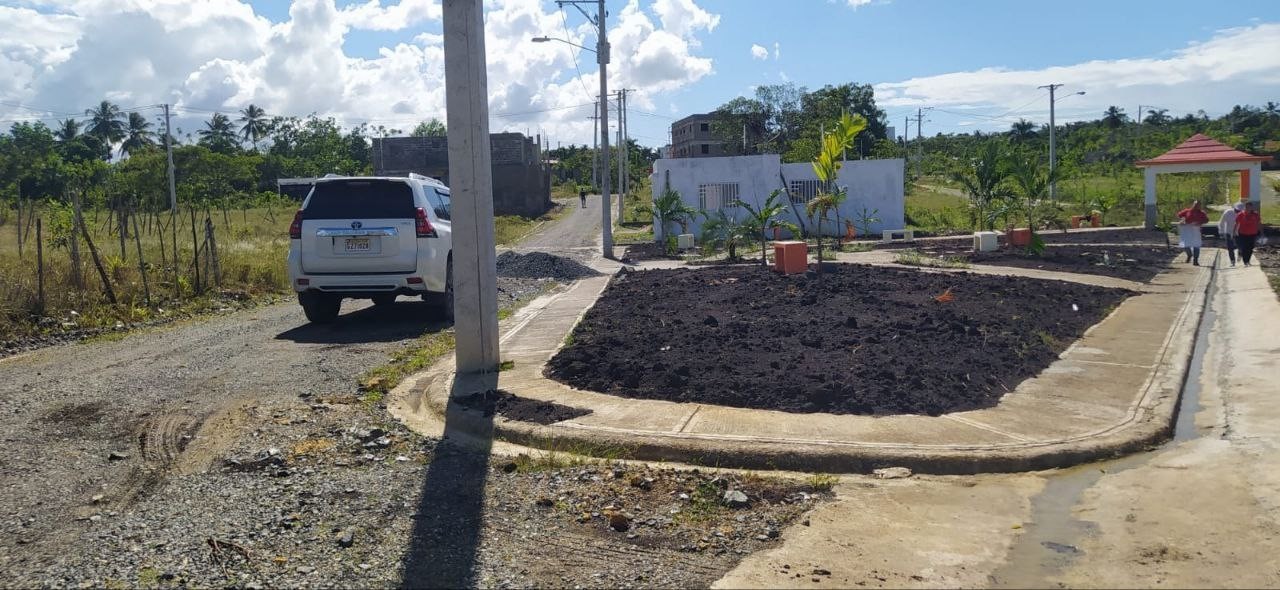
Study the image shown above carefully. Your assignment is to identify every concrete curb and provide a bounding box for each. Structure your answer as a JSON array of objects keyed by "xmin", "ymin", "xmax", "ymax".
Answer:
[{"xmin": 403, "ymin": 255, "xmax": 1214, "ymax": 475}]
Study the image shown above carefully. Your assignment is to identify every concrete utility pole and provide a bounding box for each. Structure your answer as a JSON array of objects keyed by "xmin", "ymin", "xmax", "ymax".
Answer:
[
  {"xmin": 588, "ymin": 113, "xmax": 599, "ymax": 189},
  {"xmin": 556, "ymin": 0, "xmax": 612, "ymax": 257},
  {"xmin": 163, "ymin": 104, "xmax": 177, "ymax": 210},
  {"xmin": 1038, "ymin": 84, "xmax": 1083, "ymax": 200},
  {"xmin": 616, "ymin": 89, "xmax": 626, "ymax": 221},
  {"xmin": 443, "ymin": 0, "xmax": 500, "ymax": 375}
]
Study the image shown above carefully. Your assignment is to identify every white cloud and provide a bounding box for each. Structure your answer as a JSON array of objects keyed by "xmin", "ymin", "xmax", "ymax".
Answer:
[
  {"xmin": 847, "ymin": 0, "xmax": 874, "ymax": 7},
  {"xmin": 0, "ymin": 0, "xmax": 719, "ymax": 145},
  {"xmin": 339, "ymin": 0, "xmax": 441, "ymax": 31},
  {"xmin": 650, "ymin": 0, "xmax": 719, "ymax": 40},
  {"xmin": 750, "ymin": 44, "xmax": 768, "ymax": 60},
  {"xmin": 874, "ymin": 23, "xmax": 1280, "ymax": 131},
  {"xmin": 773, "ymin": 41, "xmax": 780, "ymax": 60}
]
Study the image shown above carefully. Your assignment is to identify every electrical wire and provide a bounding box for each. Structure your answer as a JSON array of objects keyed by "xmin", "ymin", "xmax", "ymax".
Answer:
[{"xmin": 559, "ymin": 7, "xmax": 595, "ymax": 102}]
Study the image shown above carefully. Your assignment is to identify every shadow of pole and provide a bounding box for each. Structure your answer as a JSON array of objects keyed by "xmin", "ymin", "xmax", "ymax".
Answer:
[{"xmin": 400, "ymin": 372, "xmax": 496, "ymax": 589}]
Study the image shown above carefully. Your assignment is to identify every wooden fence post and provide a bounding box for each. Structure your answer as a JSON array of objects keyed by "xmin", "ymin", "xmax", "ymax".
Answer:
[
  {"xmin": 79, "ymin": 208, "xmax": 117, "ymax": 305},
  {"xmin": 205, "ymin": 217, "xmax": 222, "ymax": 288},
  {"xmin": 131, "ymin": 207, "xmax": 151, "ymax": 307},
  {"xmin": 36, "ymin": 218, "xmax": 45, "ymax": 314},
  {"xmin": 69, "ymin": 190, "xmax": 84, "ymax": 289},
  {"xmin": 190, "ymin": 207, "xmax": 201, "ymax": 294},
  {"xmin": 118, "ymin": 203, "xmax": 128, "ymax": 261}
]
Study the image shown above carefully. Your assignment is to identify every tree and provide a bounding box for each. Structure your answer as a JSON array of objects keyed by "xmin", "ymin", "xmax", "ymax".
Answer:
[
  {"xmin": 637, "ymin": 187, "xmax": 699, "ymax": 242},
  {"xmin": 238, "ymin": 104, "xmax": 269, "ymax": 148},
  {"xmin": 120, "ymin": 112, "xmax": 155, "ymax": 157},
  {"xmin": 700, "ymin": 210, "xmax": 752, "ymax": 260},
  {"xmin": 198, "ymin": 113, "xmax": 239, "ymax": 154},
  {"xmin": 1102, "ymin": 106, "xmax": 1128, "ymax": 129},
  {"xmin": 1144, "ymin": 108, "xmax": 1171, "ymax": 126},
  {"xmin": 806, "ymin": 112, "xmax": 867, "ymax": 271},
  {"xmin": 1009, "ymin": 119, "xmax": 1037, "ymax": 142},
  {"xmin": 1007, "ymin": 151, "xmax": 1062, "ymax": 249},
  {"xmin": 734, "ymin": 189, "xmax": 795, "ymax": 267},
  {"xmin": 950, "ymin": 140, "xmax": 1012, "ymax": 231},
  {"xmin": 411, "ymin": 118, "xmax": 447, "ymax": 137},
  {"xmin": 84, "ymin": 100, "xmax": 126, "ymax": 158},
  {"xmin": 55, "ymin": 119, "xmax": 81, "ymax": 142}
]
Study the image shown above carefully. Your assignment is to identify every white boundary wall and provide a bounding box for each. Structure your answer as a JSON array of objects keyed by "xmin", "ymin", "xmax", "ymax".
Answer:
[{"xmin": 651, "ymin": 155, "xmax": 905, "ymax": 239}]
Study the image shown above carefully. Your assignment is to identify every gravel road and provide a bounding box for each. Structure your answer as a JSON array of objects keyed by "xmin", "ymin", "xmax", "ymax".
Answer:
[{"xmin": 0, "ymin": 197, "xmax": 820, "ymax": 588}]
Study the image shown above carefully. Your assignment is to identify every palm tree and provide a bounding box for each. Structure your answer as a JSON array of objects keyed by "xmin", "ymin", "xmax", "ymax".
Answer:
[
  {"xmin": 735, "ymin": 189, "xmax": 797, "ymax": 267},
  {"xmin": 198, "ymin": 112, "xmax": 239, "ymax": 153},
  {"xmin": 84, "ymin": 100, "xmax": 126, "ymax": 157},
  {"xmin": 55, "ymin": 118, "xmax": 81, "ymax": 142},
  {"xmin": 238, "ymin": 104, "xmax": 269, "ymax": 147},
  {"xmin": 700, "ymin": 210, "xmax": 751, "ymax": 260},
  {"xmin": 637, "ymin": 187, "xmax": 699, "ymax": 243},
  {"xmin": 1007, "ymin": 153, "xmax": 1061, "ymax": 247},
  {"xmin": 1101, "ymin": 106, "xmax": 1128, "ymax": 129},
  {"xmin": 1144, "ymin": 108, "xmax": 1170, "ymax": 126},
  {"xmin": 807, "ymin": 112, "xmax": 866, "ymax": 271},
  {"xmin": 119, "ymin": 112, "xmax": 155, "ymax": 156},
  {"xmin": 950, "ymin": 140, "xmax": 1012, "ymax": 231},
  {"xmin": 1009, "ymin": 119, "xmax": 1037, "ymax": 142}
]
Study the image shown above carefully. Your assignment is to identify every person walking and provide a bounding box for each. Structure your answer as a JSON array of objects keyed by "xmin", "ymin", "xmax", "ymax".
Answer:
[
  {"xmin": 1218, "ymin": 202, "xmax": 1242, "ymax": 267},
  {"xmin": 579, "ymin": 187, "xmax": 587, "ymax": 208},
  {"xmin": 1176, "ymin": 200, "xmax": 1209, "ymax": 266},
  {"xmin": 1236, "ymin": 201, "xmax": 1263, "ymax": 267}
]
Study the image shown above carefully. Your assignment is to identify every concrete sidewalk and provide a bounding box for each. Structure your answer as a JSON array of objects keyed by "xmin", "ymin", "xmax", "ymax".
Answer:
[{"xmin": 395, "ymin": 251, "xmax": 1214, "ymax": 474}]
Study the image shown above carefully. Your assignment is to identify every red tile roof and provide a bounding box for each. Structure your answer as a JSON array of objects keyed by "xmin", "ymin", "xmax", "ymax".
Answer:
[{"xmin": 1135, "ymin": 133, "xmax": 1270, "ymax": 166}]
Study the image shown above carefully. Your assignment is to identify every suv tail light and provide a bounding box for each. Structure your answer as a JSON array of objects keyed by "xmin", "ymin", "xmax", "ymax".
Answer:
[
  {"xmin": 289, "ymin": 209, "xmax": 303, "ymax": 239},
  {"xmin": 415, "ymin": 207, "xmax": 437, "ymax": 238}
]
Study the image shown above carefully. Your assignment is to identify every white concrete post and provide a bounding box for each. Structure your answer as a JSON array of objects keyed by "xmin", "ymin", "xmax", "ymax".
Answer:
[
  {"xmin": 1144, "ymin": 168, "xmax": 1158, "ymax": 229},
  {"xmin": 443, "ymin": 0, "xmax": 499, "ymax": 375},
  {"xmin": 1248, "ymin": 162, "xmax": 1263, "ymax": 213}
]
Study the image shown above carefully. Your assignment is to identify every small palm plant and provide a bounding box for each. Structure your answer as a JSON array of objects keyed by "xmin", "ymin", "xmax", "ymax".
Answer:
[
  {"xmin": 701, "ymin": 211, "xmax": 750, "ymax": 260},
  {"xmin": 638, "ymin": 188, "xmax": 700, "ymax": 243},
  {"xmin": 807, "ymin": 112, "xmax": 867, "ymax": 273},
  {"xmin": 951, "ymin": 140, "xmax": 1013, "ymax": 232},
  {"xmin": 735, "ymin": 189, "xmax": 797, "ymax": 267}
]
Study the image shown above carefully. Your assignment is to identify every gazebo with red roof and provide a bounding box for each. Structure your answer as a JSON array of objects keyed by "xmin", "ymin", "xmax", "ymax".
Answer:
[{"xmin": 1135, "ymin": 133, "xmax": 1269, "ymax": 228}]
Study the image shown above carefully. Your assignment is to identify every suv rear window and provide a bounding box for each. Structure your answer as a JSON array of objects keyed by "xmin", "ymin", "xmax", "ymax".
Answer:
[{"xmin": 303, "ymin": 180, "xmax": 415, "ymax": 219}]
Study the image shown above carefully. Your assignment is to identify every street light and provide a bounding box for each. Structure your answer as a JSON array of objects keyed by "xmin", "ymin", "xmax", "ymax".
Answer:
[
  {"xmin": 531, "ymin": 36, "xmax": 596, "ymax": 53},
  {"xmin": 1039, "ymin": 85, "xmax": 1086, "ymax": 199}
]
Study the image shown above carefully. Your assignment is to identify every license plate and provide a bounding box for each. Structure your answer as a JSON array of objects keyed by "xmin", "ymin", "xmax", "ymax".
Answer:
[{"xmin": 344, "ymin": 238, "xmax": 371, "ymax": 252}]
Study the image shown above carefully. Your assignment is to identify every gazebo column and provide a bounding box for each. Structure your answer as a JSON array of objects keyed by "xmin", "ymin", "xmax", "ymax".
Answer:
[
  {"xmin": 1246, "ymin": 162, "xmax": 1263, "ymax": 213},
  {"xmin": 1144, "ymin": 167, "xmax": 1158, "ymax": 229}
]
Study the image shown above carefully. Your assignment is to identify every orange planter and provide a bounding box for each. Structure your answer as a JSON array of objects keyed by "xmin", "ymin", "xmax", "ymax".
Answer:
[
  {"xmin": 1070, "ymin": 215, "xmax": 1084, "ymax": 229},
  {"xmin": 1008, "ymin": 228, "xmax": 1032, "ymax": 247},
  {"xmin": 773, "ymin": 241, "xmax": 808, "ymax": 274},
  {"xmin": 1090, "ymin": 214, "xmax": 1101, "ymax": 228}
]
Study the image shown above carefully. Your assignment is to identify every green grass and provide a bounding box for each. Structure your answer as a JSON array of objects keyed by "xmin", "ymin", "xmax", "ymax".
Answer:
[
  {"xmin": 0, "ymin": 204, "xmax": 294, "ymax": 339},
  {"xmin": 507, "ymin": 437, "xmax": 633, "ymax": 473},
  {"xmin": 358, "ymin": 331, "xmax": 456, "ymax": 399},
  {"xmin": 894, "ymin": 249, "xmax": 970, "ymax": 269},
  {"xmin": 805, "ymin": 473, "xmax": 839, "ymax": 491}
]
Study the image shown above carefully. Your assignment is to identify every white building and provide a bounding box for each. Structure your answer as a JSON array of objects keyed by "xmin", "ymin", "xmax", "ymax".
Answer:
[{"xmin": 650, "ymin": 154, "xmax": 905, "ymax": 239}]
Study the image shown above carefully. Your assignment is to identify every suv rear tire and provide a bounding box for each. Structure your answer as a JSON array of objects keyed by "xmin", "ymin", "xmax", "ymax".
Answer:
[
  {"xmin": 425, "ymin": 260, "xmax": 454, "ymax": 323},
  {"xmin": 300, "ymin": 293, "xmax": 341, "ymax": 323}
]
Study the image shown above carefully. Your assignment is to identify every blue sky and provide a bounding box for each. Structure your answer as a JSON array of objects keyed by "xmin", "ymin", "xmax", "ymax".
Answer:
[{"xmin": 2, "ymin": 0, "xmax": 1277, "ymax": 149}]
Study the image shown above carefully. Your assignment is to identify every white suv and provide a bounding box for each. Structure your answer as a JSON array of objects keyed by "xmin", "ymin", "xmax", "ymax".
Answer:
[{"xmin": 287, "ymin": 174, "xmax": 453, "ymax": 323}]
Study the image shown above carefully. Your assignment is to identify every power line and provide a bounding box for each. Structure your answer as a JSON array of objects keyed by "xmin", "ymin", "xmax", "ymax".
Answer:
[{"xmin": 559, "ymin": 7, "xmax": 594, "ymax": 102}]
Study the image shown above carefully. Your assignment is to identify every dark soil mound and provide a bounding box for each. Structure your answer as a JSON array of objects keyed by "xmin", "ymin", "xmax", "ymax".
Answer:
[
  {"xmin": 1040, "ymin": 228, "xmax": 1171, "ymax": 245},
  {"xmin": 622, "ymin": 242, "xmax": 678, "ymax": 262},
  {"xmin": 455, "ymin": 389, "xmax": 592, "ymax": 425},
  {"xmin": 496, "ymin": 251, "xmax": 600, "ymax": 281},
  {"xmin": 922, "ymin": 244, "xmax": 1177, "ymax": 283},
  {"xmin": 546, "ymin": 265, "xmax": 1133, "ymax": 416}
]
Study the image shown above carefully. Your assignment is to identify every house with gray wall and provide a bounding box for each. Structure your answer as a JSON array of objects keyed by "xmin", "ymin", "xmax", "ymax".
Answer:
[
  {"xmin": 371, "ymin": 133, "xmax": 552, "ymax": 217},
  {"xmin": 651, "ymin": 154, "xmax": 905, "ymax": 239},
  {"xmin": 669, "ymin": 113, "xmax": 726, "ymax": 159}
]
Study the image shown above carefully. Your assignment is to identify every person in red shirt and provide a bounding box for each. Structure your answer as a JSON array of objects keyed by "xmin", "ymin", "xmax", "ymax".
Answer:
[
  {"xmin": 1176, "ymin": 200, "xmax": 1210, "ymax": 266},
  {"xmin": 1235, "ymin": 201, "xmax": 1263, "ymax": 267}
]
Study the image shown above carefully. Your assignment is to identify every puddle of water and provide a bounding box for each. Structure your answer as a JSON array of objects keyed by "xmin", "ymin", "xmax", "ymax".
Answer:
[{"xmin": 991, "ymin": 256, "xmax": 1218, "ymax": 588}]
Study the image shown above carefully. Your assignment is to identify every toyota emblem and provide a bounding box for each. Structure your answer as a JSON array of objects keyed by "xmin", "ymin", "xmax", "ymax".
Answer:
[{"xmin": 351, "ymin": 221, "xmax": 363, "ymax": 229}]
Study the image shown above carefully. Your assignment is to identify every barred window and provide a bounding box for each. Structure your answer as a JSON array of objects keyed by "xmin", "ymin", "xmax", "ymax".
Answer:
[
  {"xmin": 698, "ymin": 183, "xmax": 741, "ymax": 211},
  {"xmin": 789, "ymin": 180, "xmax": 823, "ymax": 204}
]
